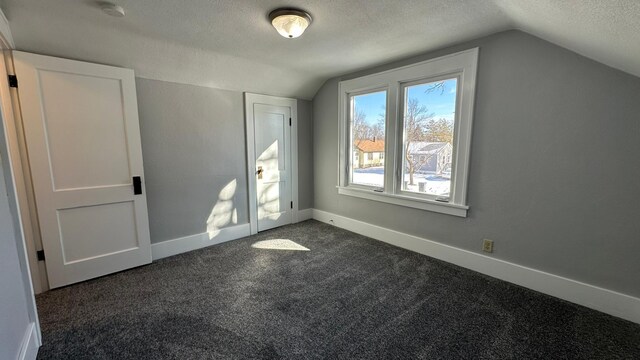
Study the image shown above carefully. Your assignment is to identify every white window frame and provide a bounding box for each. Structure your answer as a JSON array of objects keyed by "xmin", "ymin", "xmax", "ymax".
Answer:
[
  {"xmin": 338, "ymin": 48, "xmax": 478, "ymax": 217},
  {"xmin": 347, "ymin": 88, "xmax": 389, "ymax": 190}
]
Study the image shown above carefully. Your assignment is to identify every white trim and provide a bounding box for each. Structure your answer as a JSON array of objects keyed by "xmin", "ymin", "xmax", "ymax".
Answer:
[
  {"xmin": 151, "ymin": 210, "xmax": 312, "ymax": 261},
  {"xmin": 337, "ymin": 186, "xmax": 468, "ymax": 217},
  {"xmin": 311, "ymin": 209, "xmax": 640, "ymax": 324},
  {"xmin": 0, "ymin": 53, "xmax": 43, "ymax": 346},
  {"xmin": 291, "ymin": 101, "xmax": 299, "ymax": 224},
  {"xmin": 4, "ymin": 51, "xmax": 49, "ymax": 294},
  {"xmin": 297, "ymin": 208, "xmax": 313, "ymax": 221},
  {"xmin": 17, "ymin": 322, "xmax": 39, "ymax": 360},
  {"xmin": 151, "ymin": 223, "xmax": 251, "ymax": 261},
  {"xmin": 4, "ymin": 51, "xmax": 45, "ymax": 293},
  {"xmin": 337, "ymin": 48, "xmax": 478, "ymax": 217},
  {"xmin": 244, "ymin": 93, "xmax": 298, "ymax": 235},
  {"xmin": 0, "ymin": 21, "xmax": 42, "ymax": 346}
]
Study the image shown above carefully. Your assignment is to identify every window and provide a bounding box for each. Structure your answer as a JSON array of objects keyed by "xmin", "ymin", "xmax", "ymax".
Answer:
[
  {"xmin": 349, "ymin": 90, "xmax": 387, "ymax": 188},
  {"xmin": 402, "ymin": 78, "xmax": 457, "ymax": 197},
  {"xmin": 338, "ymin": 48, "xmax": 478, "ymax": 217}
]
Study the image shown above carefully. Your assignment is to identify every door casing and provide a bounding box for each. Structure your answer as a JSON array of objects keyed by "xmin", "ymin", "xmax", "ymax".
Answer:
[{"xmin": 0, "ymin": 12, "xmax": 42, "ymax": 347}]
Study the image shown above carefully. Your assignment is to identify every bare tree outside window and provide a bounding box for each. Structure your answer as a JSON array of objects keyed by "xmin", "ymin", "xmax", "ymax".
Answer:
[
  {"xmin": 352, "ymin": 109, "xmax": 371, "ymax": 142},
  {"xmin": 404, "ymin": 98, "xmax": 435, "ymax": 185}
]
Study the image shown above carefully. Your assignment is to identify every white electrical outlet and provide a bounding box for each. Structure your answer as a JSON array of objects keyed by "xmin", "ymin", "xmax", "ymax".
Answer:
[{"xmin": 482, "ymin": 239, "xmax": 494, "ymax": 253}]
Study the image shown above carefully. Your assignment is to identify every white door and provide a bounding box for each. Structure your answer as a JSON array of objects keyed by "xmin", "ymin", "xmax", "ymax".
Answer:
[
  {"xmin": 254, "ymin": 104, "xmax": 292, "ymax": 231},
  {"xmin": 13, "ymin": 51, "xmax": 152, "ymax": 288}
]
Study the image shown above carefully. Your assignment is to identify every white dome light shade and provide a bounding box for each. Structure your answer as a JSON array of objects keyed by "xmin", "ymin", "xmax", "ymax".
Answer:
[{"xmin": 269, "ymin": 9, "xmax": 312, "ymax": 39}]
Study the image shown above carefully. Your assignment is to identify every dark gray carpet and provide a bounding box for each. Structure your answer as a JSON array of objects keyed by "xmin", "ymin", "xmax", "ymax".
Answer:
[{"xmin": 36, "ymin": 220, "xmax": 640, "ymax": 359}]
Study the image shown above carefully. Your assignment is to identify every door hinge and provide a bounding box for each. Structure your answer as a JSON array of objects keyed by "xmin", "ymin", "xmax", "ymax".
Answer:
[
  {"xmin": 289, "ymin": 117, "xmax": 291, "ymax": 126},
  {"xmin": 36, "ymin": 250, "xmax": 45, "ymax": 261},
  {"xmin": 8, "ymin": 75, "xmax": 17, "ymax": 88},
  {"xmin": 290, "ymin": 201, "xmax": 293, "ymax": 209}
]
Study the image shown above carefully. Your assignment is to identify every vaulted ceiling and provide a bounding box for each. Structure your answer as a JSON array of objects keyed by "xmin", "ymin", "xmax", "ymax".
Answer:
[{"xmin": 1, "ymin": 0, "xmax": 639, "ymax": 99}]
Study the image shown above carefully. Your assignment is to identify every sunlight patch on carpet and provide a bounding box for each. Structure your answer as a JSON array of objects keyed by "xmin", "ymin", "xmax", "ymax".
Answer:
[{"xmin": 251, "ymin": 239, "xmax": 310, "ymax": 251}]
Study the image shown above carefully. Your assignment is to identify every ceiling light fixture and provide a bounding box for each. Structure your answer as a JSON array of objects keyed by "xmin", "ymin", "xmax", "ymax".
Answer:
[{"xmin": 269, "ymin": 8, "xmax": 312, "ymax": 39}]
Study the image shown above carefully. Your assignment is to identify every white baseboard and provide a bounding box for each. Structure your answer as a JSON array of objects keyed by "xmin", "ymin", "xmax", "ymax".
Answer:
[
  {"xmin": 297, "ymin": 208, "xmax": 313, "ymax": 222},
  {"xmin": 151, "ymin": 210, "xmax": 313, "ymax": 261},
  {"xmin": 17, "ymin": 323, "xmax": 39, "ymax": 360},
  {"xmin": 312, "ymin": 209, "xmax": 640, "ymax": 324},
  {"xmin": 151, "ymin": 224, "xmax": 251, "ymax": 261}
]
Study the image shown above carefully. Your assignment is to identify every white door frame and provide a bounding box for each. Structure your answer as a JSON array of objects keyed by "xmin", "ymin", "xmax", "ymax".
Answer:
[
  {"xmin": 244, "ymin": 93, "xmax": 298, "ymax": 235},
  {"xmin": 0, "ymin": 8, "xmax": 42, "ymax": 347},
  {"xmin": 4, "ymin": 51, "xmax": 48, "ymax": 293}
]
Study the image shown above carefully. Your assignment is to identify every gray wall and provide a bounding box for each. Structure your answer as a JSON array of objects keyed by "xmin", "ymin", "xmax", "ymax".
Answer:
[
  {"xmin": 313, "ymin": 30, "xmax": 640, "ymax": 297},
  {"xmin": 136, "ymin": 78, "xmax": 313, "ymax": 243},
  {"xmin": 0, "ymin": 151, "xmax": 34, "ymax": 359},
  {"xmin": 297, "ymin": 99, "xmax": 314, "ymax": 210}
]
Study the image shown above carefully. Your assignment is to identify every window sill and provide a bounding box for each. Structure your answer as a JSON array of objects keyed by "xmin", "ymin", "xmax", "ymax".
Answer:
[{"xmin": 336, "ymin": 186, "xmax": 468, "ymax": 217}]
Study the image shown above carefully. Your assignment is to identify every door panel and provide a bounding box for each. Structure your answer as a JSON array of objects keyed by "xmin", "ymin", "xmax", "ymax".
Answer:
[
  {"xmin": 254, "ymin": 104, "xmax": 291, "ymax": 231},
  {"xmin": 13, "ymin": 51, "xmax": 151, "ymax": 288},
  {"xmin": 57, "ymin": 201, "xmax": 138, "ymax": 264},
  {"xmin": 38, "ymin": 71, "xmax": 131, "ymax": 190}
]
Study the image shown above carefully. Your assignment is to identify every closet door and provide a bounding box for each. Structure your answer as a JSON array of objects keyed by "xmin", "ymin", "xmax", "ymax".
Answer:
[
  {"xmin": 253, "ymin": 103, "xmax": 292, "ymax": 232},
  {"xmin": 13, "ymin": 51, "xmax": 151, "ymax": 288}
]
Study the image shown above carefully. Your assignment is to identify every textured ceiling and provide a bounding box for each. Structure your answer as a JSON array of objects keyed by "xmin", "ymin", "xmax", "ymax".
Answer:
[{"xmin": 1, "ymin": 0, "xmax": 638, "ymax": 99}]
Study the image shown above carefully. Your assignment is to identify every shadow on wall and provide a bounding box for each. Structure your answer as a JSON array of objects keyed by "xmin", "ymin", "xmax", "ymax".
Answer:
[
  {"xmin": 257, "ymin": 140, "xmax": 281, "ymax": 221},
  {"xmin": 206, "ymin": 179, "xmax": 238, "ymax": 239}
]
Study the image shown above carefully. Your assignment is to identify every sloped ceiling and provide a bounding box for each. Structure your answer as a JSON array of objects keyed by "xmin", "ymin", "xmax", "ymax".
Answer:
[{"xmin": 1, "ymin": 0, "xmax": 638, "ymax": 99}]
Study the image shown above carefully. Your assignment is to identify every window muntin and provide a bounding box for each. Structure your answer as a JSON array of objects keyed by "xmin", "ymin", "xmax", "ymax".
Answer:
[
  {"xmin": 349, "ymin": 90, "xmax": 387, "ymax": 188},
  {"xmin": 401, "ymin": 78, "xmax": 457, "ymax": 198}
]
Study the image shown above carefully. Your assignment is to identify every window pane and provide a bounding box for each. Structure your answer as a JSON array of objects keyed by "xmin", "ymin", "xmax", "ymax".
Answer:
[
  {"xmin": 401, "ymin": 78, "xmax": 457, "ymax": 197},
  {"xmin": 350, "ymin": 91, "xmax": 387, "ymax": 187}
]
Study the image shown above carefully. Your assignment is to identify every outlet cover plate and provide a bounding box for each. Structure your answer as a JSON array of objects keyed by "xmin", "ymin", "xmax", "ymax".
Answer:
[{"xmin": 482, "ymin": 239, "xmax": 494, "ymax": 253}]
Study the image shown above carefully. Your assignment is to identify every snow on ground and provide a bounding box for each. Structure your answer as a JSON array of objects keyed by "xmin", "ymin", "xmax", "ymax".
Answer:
[{"xmin": 352, "ymin": 166, "xmax": 450, "ymax": 196}]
